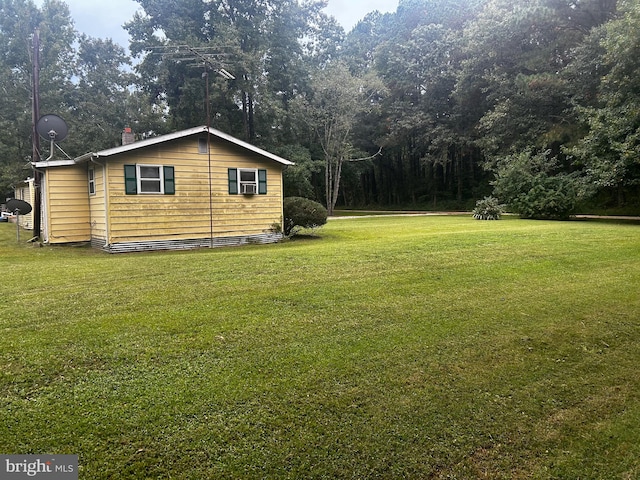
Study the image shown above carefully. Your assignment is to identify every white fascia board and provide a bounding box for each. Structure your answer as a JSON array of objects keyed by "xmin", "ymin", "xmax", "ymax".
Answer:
[
  {"xmin": 90, "ymin": 126, "xmax": 294, "ymax": 166},
  {"xmin": 33, "ymin": 152, "xmax": 95, "ymax": 168},
  {"xmin": 93, "ymin": 126, "xmax": 209, "ymax": 158},
  {"xmin": 32, "ymin": 159, "xmax": 77, "ymax": 168}
]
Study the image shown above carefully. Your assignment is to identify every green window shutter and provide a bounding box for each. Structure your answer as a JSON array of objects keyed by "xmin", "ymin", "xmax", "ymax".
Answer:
[
  {"xmin": 258, "ymin": 169, "xmax": 267, "ymax": 194},
  {"xmin": 228, "ymin": 168, "xmax": 238, "ymax": 194},
  {"xmin": 124, "ymin": 164, "xmax": 137, "ymax": 194},
  {"xmin": 163, "ymin": 166, "xmax": 175, "ymax": 194}
]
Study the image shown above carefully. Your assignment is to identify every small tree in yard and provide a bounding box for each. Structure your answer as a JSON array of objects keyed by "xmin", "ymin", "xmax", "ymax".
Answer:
[{"xmin": 283, "ymin": 197, "xmax": 328, "ymax": 237}]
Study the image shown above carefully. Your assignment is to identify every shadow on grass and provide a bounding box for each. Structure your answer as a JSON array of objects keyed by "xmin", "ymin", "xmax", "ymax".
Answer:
[
  {"xmin": 573, "ymin": 216, "xmax": 640, "ymax": 226},
  {"xmin": 288, "ymin": 234, "xmax": 324, "ymax": 241}
]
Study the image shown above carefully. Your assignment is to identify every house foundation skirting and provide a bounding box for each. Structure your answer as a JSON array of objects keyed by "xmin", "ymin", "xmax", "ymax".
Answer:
[{"xmin": 99, "ymin": 232, "xmax": 284, "ymax": 254}]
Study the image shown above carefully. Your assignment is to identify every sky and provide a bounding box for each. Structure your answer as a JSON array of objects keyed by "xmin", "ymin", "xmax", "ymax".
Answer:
[{"xmin": 40, "ymin": 0, "xmax": 399, "ymax": 52}]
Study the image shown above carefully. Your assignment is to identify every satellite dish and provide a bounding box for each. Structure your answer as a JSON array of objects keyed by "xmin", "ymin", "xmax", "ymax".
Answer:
[
  {"xmin": 6, "ymin": 198, "xmax": 32, "ymax": 215},
  {"xmin": 36, "ymin": 114, "xmax": 69, "ymax": 142}
]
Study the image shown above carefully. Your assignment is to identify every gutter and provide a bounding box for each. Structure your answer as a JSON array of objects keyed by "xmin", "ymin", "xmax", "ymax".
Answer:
[
  {"xmin": 32, "ymin": 152, "xmax": 96, "ymax": 169},
  {"xmin": 75, "ymin": 152, "xmax": 97, "ymax": 163}
]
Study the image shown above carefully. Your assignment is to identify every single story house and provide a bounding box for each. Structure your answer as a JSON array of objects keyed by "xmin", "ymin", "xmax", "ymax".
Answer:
[{"xmin": 32, "ymin": 126, "xmax": 293, "ymax": 253}]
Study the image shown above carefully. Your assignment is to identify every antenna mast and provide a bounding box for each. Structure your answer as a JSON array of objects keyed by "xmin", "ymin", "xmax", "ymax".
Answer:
[{"xmin": 31, "ymin": 28, "xmax": 41, "ymax": 242}]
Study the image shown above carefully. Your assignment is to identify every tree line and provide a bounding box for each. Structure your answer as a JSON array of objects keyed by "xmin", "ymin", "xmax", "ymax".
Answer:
[{"xmin": 1, "ymin": 0, "xmax": 638, "ymax": 216}]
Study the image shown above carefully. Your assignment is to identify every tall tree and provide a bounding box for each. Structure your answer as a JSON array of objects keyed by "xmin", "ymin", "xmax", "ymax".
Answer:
[
  {"xmin": 294, "ymin": 62, "xmax": 385, "ymax": 215},
  {"xmin": 126, "ymin": 0, "xmax": 333, "ymax": 142},
  {"xmin": 365, "ymin": 0, "xmax": 485, "ymax": 207},
  {"xmin": 62, "ymin": 36, "xmax": 136, "ymax": 152},
  {"xmin": 568, "ymin": 0, "xmax": 640, "ymax": 206},
  {"xmin": 0, "ymin": 0, "xmax": 76, "ymax": 197},
  {"xmin": 457, "ymin": 0, "xmax": 617, "ymax": 159}
]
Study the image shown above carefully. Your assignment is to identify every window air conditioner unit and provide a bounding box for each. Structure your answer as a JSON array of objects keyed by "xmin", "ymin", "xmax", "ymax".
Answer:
[{"xmin": 241, "ymin": 183, "xmax": 257, "ymax": 195}]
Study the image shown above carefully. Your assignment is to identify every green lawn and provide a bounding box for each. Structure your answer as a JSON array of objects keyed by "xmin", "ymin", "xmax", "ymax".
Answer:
[{"xmin": 1, "ymin": 216, "xmax": 639, "ymax": 479}]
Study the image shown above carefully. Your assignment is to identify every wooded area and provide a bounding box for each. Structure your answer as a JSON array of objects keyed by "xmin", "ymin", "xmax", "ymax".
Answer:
[{"xmin": 1, "ymin": 0, "xmax": 639, "ymax": 216}]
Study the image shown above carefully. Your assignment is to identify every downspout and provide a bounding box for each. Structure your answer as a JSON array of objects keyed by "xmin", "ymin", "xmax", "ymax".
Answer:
[
  {"xmin": 89, "ymin": 155, "xmax": 109, "ymax": 249},
  {"xmin": 75, "ymin": 152, "xmax": 103, "ymax": 247},
  {"xmin": 280, "ymin": 165, "xmax": 288, "ymax": 235}
]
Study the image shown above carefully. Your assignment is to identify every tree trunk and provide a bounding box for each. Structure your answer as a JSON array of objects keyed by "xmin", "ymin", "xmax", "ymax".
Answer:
[
  {"xmin": 326, "ymin": 156, "xmax": 333, "ymax": 215},
  {"xmin": 331, "ymin": 158, "xmax": 343, "ymax": 214},
  {"xmin": 241, "ymin": 90, "xmax": 249, "ymax": 141},
  {"xmin": 617, "ymin": 184, "xmax": 625, "ymax": 207},
  {"xmin": 456, "ymin": 147, "xmax": 463, "ymax": 202},
  {"xmin": 248, "ymin": 93, "xmax": 255, "ymax": 141}
]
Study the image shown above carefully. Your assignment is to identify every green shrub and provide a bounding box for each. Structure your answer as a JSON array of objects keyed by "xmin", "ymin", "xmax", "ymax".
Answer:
[
  {"xmin": 472, "ymin": 196, "xmax": 505, "ymax": 220},
  {"xmin": 492, "ymin": 149, "xmax": 582, "ymax": 220},
  {"xmin": 283, "ymin": 197, "xmax": 328, "ymax": 236}
]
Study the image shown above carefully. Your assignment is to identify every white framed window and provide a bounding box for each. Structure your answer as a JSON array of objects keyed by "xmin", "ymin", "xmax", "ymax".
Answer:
[
  {"xmin": 137, "ymin": 164, "xmax": 164, "ymax": 194},
  {"xmin": 228, "ymin": 168, "xmax": 267, "ymax": 195},
  {"xmin": 88, "ymin": 167, "xmax": 96, "ymax": 195},
  {"xmin": 238, "ymin": 168, "xmax": 257, "ymax": 195},
  {"xmin": 124, "ymin": 164, "xmax": 175, "ymax": 195}
]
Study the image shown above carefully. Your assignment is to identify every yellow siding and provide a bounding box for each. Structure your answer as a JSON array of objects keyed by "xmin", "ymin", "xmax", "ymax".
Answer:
[
  {"xmin": 89, "ymin": 164, "xmax": 107, "ymax": 242},
  {"xmin": 105, "ymin": 136, "xmax": 284, "ymax": 245},
  {"xmin": 15, "ymin": 182, "xmax": 34, "ymax": 230},
  {"xmin": 44, "ymin": 166, "xmax": 91, "ymax": 243}
]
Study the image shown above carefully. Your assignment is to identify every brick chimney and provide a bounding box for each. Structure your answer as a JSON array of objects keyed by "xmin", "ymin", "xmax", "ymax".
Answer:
[{"xmin": 122, "ymin": 127, "xmax": 135, "ymax": 146}]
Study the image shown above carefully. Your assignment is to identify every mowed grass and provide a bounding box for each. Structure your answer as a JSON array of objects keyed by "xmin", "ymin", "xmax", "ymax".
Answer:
[{"xmin": 1, "ymin": 215, "xmax": 639, "ymax": 479}]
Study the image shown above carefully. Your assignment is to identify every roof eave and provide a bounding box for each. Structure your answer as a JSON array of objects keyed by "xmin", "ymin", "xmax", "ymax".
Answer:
[
  {"xmin": 205, "ymin": 128, "xmax": 295, "ymax": 166},
  {"xmin": 32, "ymin": 159, "xmax": 77, "ymax": 168},
  {"xmin": 93, "ymin": 126, "xmax": 294, "ymax": 166},
  {"xmin": 36, "ymin": 126, "xmax": 295, "ymax": 167}
]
